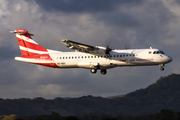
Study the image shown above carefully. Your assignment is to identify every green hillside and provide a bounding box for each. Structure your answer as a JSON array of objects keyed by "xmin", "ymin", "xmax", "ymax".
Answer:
[
  {"xmin": 0, "ymin": 74, "xmax": 180, "ymax": 115},
  {"xmin": 113, "ymin": 74, "xmax": 180, "ymax": 114}
]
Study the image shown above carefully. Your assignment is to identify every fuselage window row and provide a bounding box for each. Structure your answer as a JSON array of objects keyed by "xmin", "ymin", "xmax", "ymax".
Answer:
[{"xmin": 59, "ymin": 54, "xmax": 135, "ymax": 59}]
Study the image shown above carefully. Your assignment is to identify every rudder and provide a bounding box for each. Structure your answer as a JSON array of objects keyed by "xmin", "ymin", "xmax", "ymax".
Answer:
[{"xmin": 10, "ymin": 29, "xmax": 48, "ymax": 56}]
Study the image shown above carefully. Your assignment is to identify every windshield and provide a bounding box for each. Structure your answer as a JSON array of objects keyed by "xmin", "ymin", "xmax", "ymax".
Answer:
[
  {"xmin": 160, "ymin": 51, "xmax": 165, "ymax": 54},
  {"xmin": 153, "ymin": 51, "xmax": 165, "ymax": 54}
]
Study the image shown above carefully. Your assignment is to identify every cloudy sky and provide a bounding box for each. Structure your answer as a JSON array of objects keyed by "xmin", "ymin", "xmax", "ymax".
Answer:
[{"xmin": 0, "ymin": 0, "xmax": 179, "ymax": 99}]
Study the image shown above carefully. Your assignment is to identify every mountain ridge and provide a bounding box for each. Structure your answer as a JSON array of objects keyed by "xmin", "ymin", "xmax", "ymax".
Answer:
[{"xmin": 0, "ymin": 74, "xmax": 180, "ymax": 115}]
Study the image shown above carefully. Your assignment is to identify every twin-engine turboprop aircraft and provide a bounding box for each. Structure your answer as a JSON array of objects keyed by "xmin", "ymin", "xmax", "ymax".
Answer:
[{"xmin": 10, "ymin": 29, "xmax": 172, "ymax": 75}]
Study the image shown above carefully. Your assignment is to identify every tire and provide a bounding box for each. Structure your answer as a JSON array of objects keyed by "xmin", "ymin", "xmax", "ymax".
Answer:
[
  {"xmin": 90, "ymin": 69, "xmax": 97, "ymax": 74},
  {"xmin": 160, "ymin": 67, "xmax": 164, "ymax": 71},
  {"xmin": 100, "ymin": 69, "xmax": 107, "ymax": 75}
]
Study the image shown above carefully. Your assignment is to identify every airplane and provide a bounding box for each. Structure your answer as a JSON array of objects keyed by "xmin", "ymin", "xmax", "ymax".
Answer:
[{"xmin": 10, "ymin": 29, "xmax": 172, "ymax": 75}]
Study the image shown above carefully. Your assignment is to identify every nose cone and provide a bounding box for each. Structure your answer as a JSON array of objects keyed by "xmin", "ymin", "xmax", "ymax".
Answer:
[{"xmin": 167, "ymin": 56, "xmax": 173, "ymax": 63}]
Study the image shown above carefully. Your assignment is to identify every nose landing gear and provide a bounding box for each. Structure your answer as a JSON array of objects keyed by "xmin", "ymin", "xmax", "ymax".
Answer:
[
  {"xmin": 160, "ymin": 67, "xmax": 164, "ymax": 71},
  {"xmin": 159, "ymin": 64, "xmax": 165, "ymax": 71}
]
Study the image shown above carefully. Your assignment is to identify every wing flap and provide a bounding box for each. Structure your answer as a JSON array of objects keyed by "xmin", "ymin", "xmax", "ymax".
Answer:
[
  {"xmin": 60, "ymin": 39, "xmax": 96, "ymax": 53},
  {"xmin": 60, "ymin": 39, "xmax": 109, "ymax": 55},
  {"xmin": 60, "ymin": 39, "xmax": 94, "ymax": 49}
]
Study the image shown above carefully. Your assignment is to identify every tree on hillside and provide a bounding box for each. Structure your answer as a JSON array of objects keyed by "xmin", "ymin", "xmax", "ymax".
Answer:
[
  {"xmin": 155, "ymin": 109, "xmax": 175, "ymax": 120},
  {"xmin": 35, "ymin": 111, "xmax": 62, "ymax": 120},
  {"xmin": 2, "ymin": 114, "xmax": 16, "ymax": 120},
  {"xmin": 102, "ymin": 118, "xmax": 117, "ymax": 120},
  {"xmin": 63, "ymin": 116, "xmax": 79, "ymax": 120},
  {"xmin": 49, "ymin": 111, "xmax": 62, "ymax": 120}
]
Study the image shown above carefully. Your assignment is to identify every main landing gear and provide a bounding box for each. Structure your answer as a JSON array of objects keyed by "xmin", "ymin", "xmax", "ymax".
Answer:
[
  {"xmin": 100, "ymin": 69, "xmax": 107, "ymax": 75},
  {"xmin": 90, "ymin": 68, "xmax": 97, "ymax": 74},
  {"xmin": 159, "ymin": 64, "xmax": 165, "ymax": 71},
  {"xmin": 90, "ymin": 69, "xmax": 107, "ymax": 75}
]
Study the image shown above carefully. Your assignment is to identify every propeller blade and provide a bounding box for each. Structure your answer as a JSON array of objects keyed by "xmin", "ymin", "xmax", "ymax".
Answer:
[{"xmin": 105, "ymin": 40, "xmax": 112, "ymax": 56}]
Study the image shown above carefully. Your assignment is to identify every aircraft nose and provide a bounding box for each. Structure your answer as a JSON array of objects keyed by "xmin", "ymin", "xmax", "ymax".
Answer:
[{"xmin": 167, "ymin": 56, "xmax": 173, "ymax": 63}]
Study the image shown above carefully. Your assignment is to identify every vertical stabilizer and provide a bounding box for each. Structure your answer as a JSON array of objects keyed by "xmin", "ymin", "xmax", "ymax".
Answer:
[{"xmin": 10, "ymin": 29, "xmax": 48, "ymax": 56}]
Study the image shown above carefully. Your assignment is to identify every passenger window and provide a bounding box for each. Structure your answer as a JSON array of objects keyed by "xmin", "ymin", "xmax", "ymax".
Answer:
[
  {"xmin": 94, "ymin": 56, "xmax": 96, "ymax": 58},
  {"xmin": 60, "ymin": 57, "xmax": 61, "ymax": 59},
  {"xmin": 69, "ymin": 57, "xmax": 71, "ymax": 59},
  {"xmin": 66, "ymin": 57, "xmax": 68, "ymax": 59},
  {"xmin": 126, "ymin": 55, "xmax": 128, "ymax": 57},
  {"xmin": 91, "ymin": 56, "xmax": 93, "ymax": 58},
  {"xmin": 123, "ymin": 55, "xmax": 125, "ymax": 57},
  {"xmin": 117, "ymin": 55, "xmax": 119, "ymax": 57},
  {"xmin": 114, "ymin": 55, "xmax": 116, "ymax": 57}
]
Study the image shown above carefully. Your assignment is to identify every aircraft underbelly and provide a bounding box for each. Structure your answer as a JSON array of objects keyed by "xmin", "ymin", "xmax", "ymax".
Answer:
[
  {"xmin": 78, "ymin": 60, "xmax": 113, "ymax": 69},
  {"xmin": 56, "ymin": 61, "xmax": 78, "ymax": 68}
]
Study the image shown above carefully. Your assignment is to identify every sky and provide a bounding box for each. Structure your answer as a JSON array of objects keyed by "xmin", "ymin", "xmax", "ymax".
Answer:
[{"xmin": 0, "ymin": 0, "xmax": 179, "ymax": 99}]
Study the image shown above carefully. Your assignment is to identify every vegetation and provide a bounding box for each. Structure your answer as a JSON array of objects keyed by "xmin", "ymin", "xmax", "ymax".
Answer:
[
  {"xmin": 2, "ymin": 109, "xmax": 180, "ymax": 120},
  {"xmin": 0, "ymin": 74, "xmax": 180, "ymax": 119}
]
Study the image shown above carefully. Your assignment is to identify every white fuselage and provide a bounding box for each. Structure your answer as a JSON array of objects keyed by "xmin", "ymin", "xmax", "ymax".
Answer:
[{"xmin": 48, "ymin": 48, "xmax": 172, "ymax": 69}]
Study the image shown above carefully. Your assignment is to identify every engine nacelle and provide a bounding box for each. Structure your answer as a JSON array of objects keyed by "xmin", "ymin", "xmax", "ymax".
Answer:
[{"xmin": 88, "ymin": 46, "xmax": 107, "ymax": 55}]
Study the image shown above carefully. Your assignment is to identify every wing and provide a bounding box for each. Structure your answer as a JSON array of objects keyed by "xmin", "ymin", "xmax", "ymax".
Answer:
[{"xmin": 60, "ymin": 39, "xmax": 106, "ymax": 55}]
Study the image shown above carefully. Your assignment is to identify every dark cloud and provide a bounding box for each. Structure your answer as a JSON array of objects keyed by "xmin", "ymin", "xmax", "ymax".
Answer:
[
  {"xmin": 0, "ymin": 0, "xmax": 177, "ymax": 99},
  {"xmin": 0, "ymin": 45, "xmax": 19, "ymax": 61},
  {"xmin": 96, "ymin": 10, "xmax": 140, "ymax": 28},
  {"xmin": 33, "ymin": 0, "xmax": 143, "ymax": 13},
  {"xmin": 93, "ymin": 0, "xmax": 177, "ymax": 49},
  {"xmin": 176, "ymin": 0, "xmax": 180, "ymax": 4},
  {"xmin": 0, "ymin": 61, "xmax": 23, "ymax": 85}
]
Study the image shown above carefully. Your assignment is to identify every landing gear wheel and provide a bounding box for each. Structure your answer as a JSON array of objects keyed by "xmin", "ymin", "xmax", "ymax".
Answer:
[
  {"xmin": 100, "ymin": 69, "xmax": 107, "ymax": 75},
  {"xmin": 90, "ymin": 69, "xmax": 97, "ymax": 74},
  {"xmin": 160, "ymin": 67, "xmax": 164, "ymax": 71}
]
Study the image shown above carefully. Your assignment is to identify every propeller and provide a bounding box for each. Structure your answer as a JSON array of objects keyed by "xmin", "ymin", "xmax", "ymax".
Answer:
[{"xmin": 105, "ymin": 40, "xmax": 112, "ymax": 56}]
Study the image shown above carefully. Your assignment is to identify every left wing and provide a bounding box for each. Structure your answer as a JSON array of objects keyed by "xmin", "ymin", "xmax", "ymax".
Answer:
[{"xmin": 60, "ymin": 39, "xmax": 107, "ymax": 55}]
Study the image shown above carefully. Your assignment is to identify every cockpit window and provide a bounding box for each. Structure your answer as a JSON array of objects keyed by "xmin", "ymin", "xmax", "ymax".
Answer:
[
  {"xmin": 160, "ymin": 51, "xmax": 165, "ymax": 54},
  {"xmin": 153, "ymin": 51, "xmax": 165, "ymax": 54}
]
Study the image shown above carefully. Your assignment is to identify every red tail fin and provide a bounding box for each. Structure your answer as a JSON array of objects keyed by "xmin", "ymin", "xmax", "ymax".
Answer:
[{"xmin": 10, "ymin": 29, "xmax": 48, "ymax": 56}]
